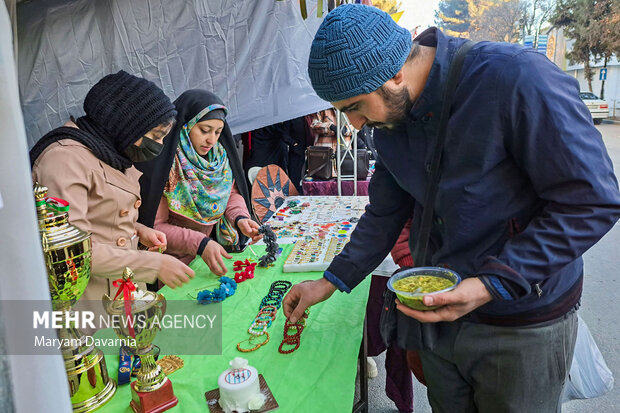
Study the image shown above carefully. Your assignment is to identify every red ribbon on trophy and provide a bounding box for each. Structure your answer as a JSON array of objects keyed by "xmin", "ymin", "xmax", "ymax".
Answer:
[{"xmin": 113, "ymin": 278, "xmax": 136, "ymax": 338}]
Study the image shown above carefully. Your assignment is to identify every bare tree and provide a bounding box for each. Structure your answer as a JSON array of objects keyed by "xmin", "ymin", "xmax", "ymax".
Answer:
[
  {"xmin": 523, "ymin": 0, "xmax": 556, "ymax": 36},
  {"xmin": 469, "ymin": 0, "xmax": 524, "ymax": 42}
]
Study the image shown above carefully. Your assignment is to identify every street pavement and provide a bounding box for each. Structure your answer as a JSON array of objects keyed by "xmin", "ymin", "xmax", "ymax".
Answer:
[{"xmin": 362, "ymin": 120, "xmax": 620, "ymax": 413}]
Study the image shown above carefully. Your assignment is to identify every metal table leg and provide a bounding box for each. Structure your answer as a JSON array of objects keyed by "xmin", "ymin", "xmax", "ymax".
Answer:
[{"xmin": 353, "ymin": 317, "xmax": 368, "ymax": 413}]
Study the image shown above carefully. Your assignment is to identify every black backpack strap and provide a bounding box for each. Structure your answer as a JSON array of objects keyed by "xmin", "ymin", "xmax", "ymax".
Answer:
[{"xmin": 413, "ymin": 41, "xmax": 475, "ymax": 266}]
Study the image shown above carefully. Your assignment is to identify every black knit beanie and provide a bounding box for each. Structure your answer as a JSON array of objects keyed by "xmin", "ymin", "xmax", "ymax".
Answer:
[{"xmin": 80, "ymin": 70, "xmax": 177, "ymax": 152}]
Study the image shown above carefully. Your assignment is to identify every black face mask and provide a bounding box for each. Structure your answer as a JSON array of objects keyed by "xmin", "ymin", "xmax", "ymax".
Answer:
[{"xmin": 123, "ymin": 137, "xmax": 163, "ymax": 163}]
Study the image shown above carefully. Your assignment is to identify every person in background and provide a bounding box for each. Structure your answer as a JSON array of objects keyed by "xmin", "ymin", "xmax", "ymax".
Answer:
[
  {"xmin": 243, "ymin": 116, "xmax": 310, "ymax": 192},
  {"xmin": 308, "ymin": 108, "xmax": 354, "ymax": 152},
  {"xmin": 356, "ymin": 125, "xmax": 377, "ymax": 160},
  {"xmin": 30, "ymin": 70, "xmax": 195, "ymax": 313},
  {"xmin": 366, "ymin": 217, "xmax": 426, "ymax": 413},
  {"xmin": 284, "ymin": 5, "xmax": 620, "ymax": 412},
  {"xmin": 308, "ymin": 108, "xmax": 372, "ymax": 178},
  {"xmin": 137, "ymin": 90, "xmax": 260, "ymax": 277}
]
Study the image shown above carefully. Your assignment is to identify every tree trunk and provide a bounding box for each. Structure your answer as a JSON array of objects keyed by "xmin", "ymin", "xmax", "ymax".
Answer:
[
  {"xmin": 529, "ymin": 0, "xmax": 538, "ymax": 35},
  {"xmin": 600, "ymin": 55, "xmax": 608, "ymax": 99},
  {"xmin": 585, "ymin": 58, "xmax": 593, "ymax": 92}
]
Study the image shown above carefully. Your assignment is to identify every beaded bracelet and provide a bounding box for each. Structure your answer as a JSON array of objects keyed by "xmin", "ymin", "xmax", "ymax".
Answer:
[
  {"xmin": 248, "ymin": 321, "xmax": 268, "ymax": 336},
  {"xmin": 263, "ymin": 291, "xmax": 285, "ymax": 302},
  {"xmin": 260, "ymin": 296, "xmax": 282, "ymax": 310},
  {"xmin": 236, "ymin": 281, "xmax": 294, "ymax": 353},
  {"xmin": 255, "ymin": 314, "xmax": 274, "ymax": 327},
  {"xmin": 278, "ymin": 340, "xmax": 300, "ymax": 354},
  {"xmin": 257, "ymin": 281, "xmax": 292, "ymax": 311},
  {"xmin": 278, "ymin": 308, "xmax": 310, "ymax": 354},
  {"xmin": 196, "ymin": 276, "xmax": 237, "ymax": 304},
  {"xmin": 257, "ymin": 310, "xmax": 276, "ymax": 322},
  {"xmin": 237, "ymin": 332, "xmax": 270, "ymax": 353},
  {"xmin": 269, "ymin": 280, "xmax": 291, "ymax": 291},
  {"xmin": 267, "ymin": 294, "xmax": 285, "ymax": 302},
  {"xmin": 270, "ymin": 280, "xmax": 292, "ymax": 291},
  {"xmin": 258, "ymin": 305, "xmax": 278, "ymax": 315},
  {"xmin": 283, "ymin": 322, "xmax": 304, "ymax": 341},
  {"xmin": 269, "ymin": 281, "xmax": 291, "ymax": 292}
]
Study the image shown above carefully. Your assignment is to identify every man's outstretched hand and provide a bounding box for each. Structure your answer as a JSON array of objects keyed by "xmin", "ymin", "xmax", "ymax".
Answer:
[
  {"xmin": 395, "ymin": 277, "xmax": 493, "ymax": 323},
  {"xmin": 283, "ymin": 278, "xmax": 338, "ymax": 323}
]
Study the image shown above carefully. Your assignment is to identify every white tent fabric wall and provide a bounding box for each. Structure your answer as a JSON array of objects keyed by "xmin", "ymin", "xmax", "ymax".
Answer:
[
  {"xmin": 17, "ymin": 0, "xmax": 331, "ymax": 147},
  {"xmin": 0, "ymin": 3, "xmax": 72, "ymax": 412},
  {"xmin": 3, "ymin": 0, "xmax": 17, "ymax": 62}
]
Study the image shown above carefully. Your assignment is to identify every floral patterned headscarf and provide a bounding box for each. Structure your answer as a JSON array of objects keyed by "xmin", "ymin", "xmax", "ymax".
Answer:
[{"xmin": 163, "ymin": 104, "xmax": 237, "ymax": 245}]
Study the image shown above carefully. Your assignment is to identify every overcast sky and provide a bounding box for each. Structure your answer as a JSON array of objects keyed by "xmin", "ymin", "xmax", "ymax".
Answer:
[{"xmin": 398, "ymin": 0, "xmax": 440, "ymax": 32}]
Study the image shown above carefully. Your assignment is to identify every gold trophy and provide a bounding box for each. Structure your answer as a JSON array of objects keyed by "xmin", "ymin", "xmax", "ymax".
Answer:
[
  {"xmin": 102, "ymin": 267, "xmax": 178, "ymax": 413},
  {"xmin": 34, "ymin": 183, "xmax": 116, "ymax": 412}
]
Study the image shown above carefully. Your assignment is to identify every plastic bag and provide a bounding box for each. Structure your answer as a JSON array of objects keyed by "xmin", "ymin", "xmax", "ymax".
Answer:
[{"xmin": 562, "ymin": 315, "xmax": 614, "ymax": 402}]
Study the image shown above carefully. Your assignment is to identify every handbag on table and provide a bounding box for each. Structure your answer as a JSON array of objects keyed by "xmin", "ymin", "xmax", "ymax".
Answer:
[
  {"xmin": 305, "ymin": 145, "xmax": 333, "ymax": 180},
  {"xmin": 341, "ymin": 149, "xmax": 371, "ymax": 180}
]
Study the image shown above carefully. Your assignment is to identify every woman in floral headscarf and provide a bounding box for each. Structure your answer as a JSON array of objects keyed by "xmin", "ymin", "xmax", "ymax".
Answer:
[{"xmin": 137, "ymin": 90, "xmax": 260, "ymax": 276}]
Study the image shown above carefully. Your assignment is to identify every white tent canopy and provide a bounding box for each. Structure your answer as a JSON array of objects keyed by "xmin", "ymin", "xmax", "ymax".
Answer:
[
  {"xmin": 16, "ymin": 0, "xmax": 331, "ymax": 147},
  {"xmin": 2, "ymin": 0, "xmax": 331, "ymax": 408},
  {"xmin": 1, "ymin": 3, "xmax": 73, "ymax": 411}
]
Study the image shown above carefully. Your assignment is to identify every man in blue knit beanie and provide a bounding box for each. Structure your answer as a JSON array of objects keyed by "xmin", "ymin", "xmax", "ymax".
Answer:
[
  {"xmin": 285, "ymin": 4, "xmax": 620, "ymax": 413},
  {"xmin": 308, "ymin": 4, "xmax": 417, "ymax": 130}
]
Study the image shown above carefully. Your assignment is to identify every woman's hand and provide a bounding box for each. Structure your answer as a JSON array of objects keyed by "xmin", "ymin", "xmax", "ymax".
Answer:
[
  {"xmin": 158, "ymin": 255, "xmax": 194, "ymax": 288},
  {"xmin": 137, "ymin": 226, "xmax": 167, "ymax": 252},
  {"xmin": 237, "ymin": 218, "xmax": 261, "ymax": 244},
  {"xmin": 201, "ymin": 240, "xmax": 232, "ymax": 276}
]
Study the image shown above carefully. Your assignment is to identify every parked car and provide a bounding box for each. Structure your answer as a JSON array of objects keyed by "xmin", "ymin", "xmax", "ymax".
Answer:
[{"xmin": 579, "ymin": 91, "xmax": 608, "ymax": 124}]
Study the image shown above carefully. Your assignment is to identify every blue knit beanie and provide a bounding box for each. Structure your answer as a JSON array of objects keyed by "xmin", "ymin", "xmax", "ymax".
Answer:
[{"xmin": 308, "ymin": 4, "xmax": 412, "ymax": 102}]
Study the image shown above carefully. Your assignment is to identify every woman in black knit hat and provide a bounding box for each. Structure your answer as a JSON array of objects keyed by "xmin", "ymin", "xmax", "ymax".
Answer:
[{"xmin": 31, "ymin": 70, "xmax": 195, "ymax": 313}]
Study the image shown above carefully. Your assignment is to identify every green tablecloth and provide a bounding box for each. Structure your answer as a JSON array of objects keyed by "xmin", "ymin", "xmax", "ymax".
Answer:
[{"xmin": 98, "ymin": 244, "xmax": 370, "ymax": 412}]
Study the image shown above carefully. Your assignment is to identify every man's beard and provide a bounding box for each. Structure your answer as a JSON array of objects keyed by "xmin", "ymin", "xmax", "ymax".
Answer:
[{"xmin": 368, "ymin": 85, "xmax": 414, "ymax": 130}]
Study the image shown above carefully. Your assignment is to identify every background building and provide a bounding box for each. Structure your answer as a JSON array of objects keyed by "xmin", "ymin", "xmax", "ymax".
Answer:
[{"xmin": 546, "ymin": 26, "xmax": 619, "ymax": 119}]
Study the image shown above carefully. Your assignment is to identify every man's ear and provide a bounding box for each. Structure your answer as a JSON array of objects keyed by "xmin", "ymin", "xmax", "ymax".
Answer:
[{"xmin": 388, "ymin": 68, "xmax": 405, "ymax": 86}]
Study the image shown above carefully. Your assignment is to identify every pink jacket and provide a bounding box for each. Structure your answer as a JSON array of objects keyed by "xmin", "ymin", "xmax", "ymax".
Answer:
[{"xmin": 154, "ymin": 182, "xmax": 250, "ymax": 264}]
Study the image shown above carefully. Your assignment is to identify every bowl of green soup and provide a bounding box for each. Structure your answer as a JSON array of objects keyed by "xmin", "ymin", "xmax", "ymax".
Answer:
[{"xmin": 387, "ymin": 267, "xmax": 461, "ymax": 310}]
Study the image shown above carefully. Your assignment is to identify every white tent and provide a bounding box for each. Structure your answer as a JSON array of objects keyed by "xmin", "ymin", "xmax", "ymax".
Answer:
[
  {"xmin": 14, "ymin": 0, "xmax": 330, "ymax": 147},
  {"xmin": 0, "ymin": 3, "xmax": 73, "ymax": 411},
  {"xmin": 1, "ymin": 1, "xmax": 331, "ymax": 410}
]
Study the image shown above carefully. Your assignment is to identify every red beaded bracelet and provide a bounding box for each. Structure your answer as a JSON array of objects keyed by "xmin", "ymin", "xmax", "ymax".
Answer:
[
  {"xmin": 278, "ymin": 339, "xmax": 300, "ymax": 354},
  {"xmin": 282, "ymin": 322, "xmax": 304, "ymax": 344}
]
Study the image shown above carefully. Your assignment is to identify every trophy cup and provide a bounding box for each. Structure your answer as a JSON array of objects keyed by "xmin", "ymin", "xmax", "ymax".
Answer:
[
  {"xmin": 102, "ymin": 267, "xmax": 178, "ymax": 413},
  {"xmin": 34, "ymin": 183, "xmax": 116, "ymax": 412}
]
